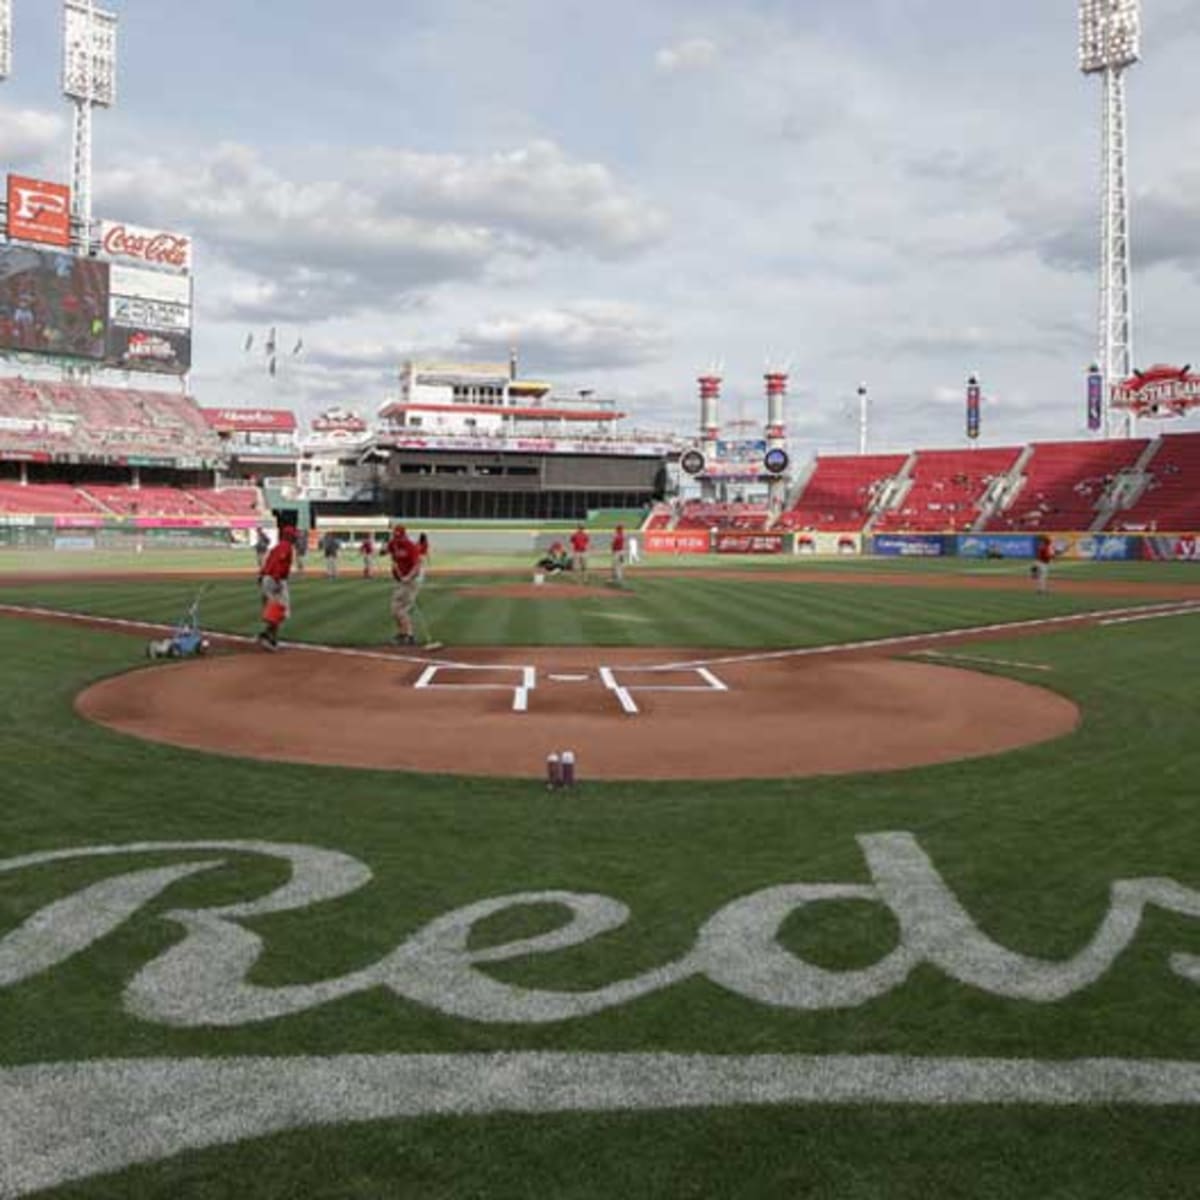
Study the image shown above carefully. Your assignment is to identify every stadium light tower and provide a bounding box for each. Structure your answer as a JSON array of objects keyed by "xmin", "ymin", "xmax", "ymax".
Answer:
[
  {"xmin": 1080, "ymin": 0, "xmax": 1140, "ymax": 438},
  {"xmin": 62, "ymin": 0, "xmax": 118, "ymax": 255},
  {"xmin": 0, "ymin": 0, "xmax": 12, "ymax": 80}
]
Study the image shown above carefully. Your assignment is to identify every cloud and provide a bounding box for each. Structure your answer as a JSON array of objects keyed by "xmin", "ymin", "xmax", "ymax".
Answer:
[
  {"xmin": 361, "ymin": 141, "xmax": 667, "ymax": 256},
  {"xmin": 655, "ymin": 38, "xmax": 719, "ymax": 74},
  {"xmin": 451, "ymin": 303, "xmax": 671, "ymax": 372},
  {"xmin": 0, "ymin": 107, "xmax": 66, "ymax": 165},
  {"xmin": 95, "ymin": 140, "xmax": 667, "ymax": 323}
]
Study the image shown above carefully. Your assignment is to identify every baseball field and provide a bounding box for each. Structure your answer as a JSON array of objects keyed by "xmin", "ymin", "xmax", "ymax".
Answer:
[{"xmin": 1, "ymin": 551, "xmax": 1198, "ymax": 1197}]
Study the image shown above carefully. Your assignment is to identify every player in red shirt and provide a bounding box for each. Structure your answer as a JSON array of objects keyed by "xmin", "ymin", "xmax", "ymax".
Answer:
[
  {"xmin": 360, "ymin": 534, "xmax": 375, "ymax": 578},
  {"xmin": 386, "ymin": 524, "xmax": 422, "ymax": 645},
  {"xmin": 1032, "ymin": 534, "xmax": 1054, "ymax": 594},
  {"xmin": 256, "ymin": 526, "xmax": 297, "ymax": 650},
  {"xmin": 569, "ymin": 525, "xmax": 590, "ymax": 583},
  {"xmin": 609, "ymin": 523, "xmax": 627, "ymax": 588}
]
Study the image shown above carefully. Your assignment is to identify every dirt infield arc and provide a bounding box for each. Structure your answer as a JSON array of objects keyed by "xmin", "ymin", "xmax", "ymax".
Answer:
[{"xmin": 78, "ymin": 646, "xmax": 1080, "ymax": 781}]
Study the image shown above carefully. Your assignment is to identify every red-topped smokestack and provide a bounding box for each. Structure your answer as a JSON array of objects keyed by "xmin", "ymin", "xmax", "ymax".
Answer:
[
  {"xmin": 698, "ymin": 374, "xmax": 721, "ymax": 442},
  {"xmin": 764, "ymin": 372, "xmax": 788, "ymax": 439}
]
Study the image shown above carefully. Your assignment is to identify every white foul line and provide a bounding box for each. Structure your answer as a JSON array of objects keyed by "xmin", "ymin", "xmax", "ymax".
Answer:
[
  {"xmin": 1099, "ymin": 604, "xmax": 1200, "ymax": 628},
  {"xmin": 654, "ymin": 598, "xmax": 1200, "ymax": 672}
]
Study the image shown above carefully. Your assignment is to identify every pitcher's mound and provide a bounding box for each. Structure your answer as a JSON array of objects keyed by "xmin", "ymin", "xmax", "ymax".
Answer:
[{"xmin": 77, "ymin": 646, "xmax": 1079, "ymax": 781}]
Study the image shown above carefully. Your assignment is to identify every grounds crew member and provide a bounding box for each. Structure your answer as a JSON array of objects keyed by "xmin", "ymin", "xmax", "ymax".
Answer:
[
  {"xmin": 569, "ymin": 524, "xmax": 590, "ymax": 582},
  {"xmin": 321, "ymin": 530, "xmax": 340, "ymax": 580},
  {"xmin": 386, "ymin": 524, "xmax": 422, "ymax": 645},
  {"xmin": 1032, "ymin": 534, "xmax": 1054, "ymax": 594},
  {"xmin": 610, "ymin": 523, "xmax": 627, "ymax": 587},
  {"xmin": 257, "ymin": 525, "xmax": 297, "ymax": 650}
]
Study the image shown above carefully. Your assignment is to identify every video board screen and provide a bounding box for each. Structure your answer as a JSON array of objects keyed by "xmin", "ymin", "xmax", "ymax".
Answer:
[{"xmin": 0, "ymin": 245, "xmax": 108, "ymax": 360}]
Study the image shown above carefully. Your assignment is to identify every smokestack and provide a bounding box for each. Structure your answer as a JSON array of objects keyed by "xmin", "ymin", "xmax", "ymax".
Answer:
[
  {"xmin": 764, "ymin": 371, "xmax": 788, "ymax": 437},
  {"xmin": 698, "ymin": 374, "xmax": 721, "ymax": 443}
]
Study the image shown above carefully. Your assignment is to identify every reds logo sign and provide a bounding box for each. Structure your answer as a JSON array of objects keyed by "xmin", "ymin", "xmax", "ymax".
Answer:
[
  {"xmin": 99, "ymin": 219, "xmax": 192, "ymax": 272},
  {"xmin": 6, "ymin": 175, "xmax": 71, "ymax": 247}
]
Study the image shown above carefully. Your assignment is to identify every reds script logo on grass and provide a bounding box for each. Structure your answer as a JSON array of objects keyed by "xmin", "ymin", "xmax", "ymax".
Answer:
[{"xmin": 1, "ymin": 835, "xmax": 1198, "ymax": 1196}]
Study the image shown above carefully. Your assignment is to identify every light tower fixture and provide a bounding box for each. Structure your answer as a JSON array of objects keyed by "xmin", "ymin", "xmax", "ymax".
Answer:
[
  {"xmin": 62, "ymin": 0, "xmax": 118, "ymax": 254},
  {"xmin": 1079, "ymin": 0, "xmax": 1140, "ymax": 437},
  {"xmin": 856, "ymin": 383, "xmax": 868, "ymax": 455},
  {"xmin": 0, "ymin": 0, "xmax": 12, "ymax": 80}
]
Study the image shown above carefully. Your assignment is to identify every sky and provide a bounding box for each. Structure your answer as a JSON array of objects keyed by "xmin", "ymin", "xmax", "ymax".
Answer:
[{"xmin": 2, "ymin": 0, "xmax": 1200, "ymax": 456}]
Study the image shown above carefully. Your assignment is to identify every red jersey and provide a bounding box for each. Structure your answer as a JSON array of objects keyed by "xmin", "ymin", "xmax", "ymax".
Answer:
[
  {"xmin": 261, "ymin": 540, "xmax": 294, "ymax": 581},
  {"xmin": 387, "ymin": 532, "xmax": 420, "ymax": 581},
  {"xmin": 570, "ymin": 530, "xmax": 589, "ymax": 553},
  {"xmin": 611, "ymin": 529, "xmax": 625, "ymax": 553},
  {"xmin": 1036, "ymin": 539, "xmax": 1054, "ymax": 564}
]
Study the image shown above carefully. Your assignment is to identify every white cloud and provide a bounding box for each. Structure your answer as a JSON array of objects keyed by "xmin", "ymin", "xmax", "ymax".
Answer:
[
  {"xmin": 452, "ymin": 302, "xmax": 671, "ymax": 371},
  {"xmin": 0, "ymin": 106, "xmax": 66, "ymax": 165},
  {"xmin": 95, "ymin": 140, "xmax": 667, "ymax": 323},
  {"xmin": 655, "ymin": 38, "xmax": 719, "ymax": 74}
]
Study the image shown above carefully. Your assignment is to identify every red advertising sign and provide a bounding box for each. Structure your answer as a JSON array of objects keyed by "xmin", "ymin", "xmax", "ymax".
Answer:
[
  {"xmin": 1110, "ymin": 364, "xmax": 1200, "ymax": 418},
  {"xmin": 643, "ymin": 530, "xmax": 711, "ymax": 554},
  {"xmin": 201, "ymin": 408, "xmax": 297, "ymax": 433},
  {"xmin": 98, "ymin": 220, "xmax": 192, "ymax": 272},
  {"xmin": 6, "ymin": 176, "xmax": 71, "ymax": 247},
  {"xmin": 715, "ymin": 532, "xmax": 786, "ymax": 554}
]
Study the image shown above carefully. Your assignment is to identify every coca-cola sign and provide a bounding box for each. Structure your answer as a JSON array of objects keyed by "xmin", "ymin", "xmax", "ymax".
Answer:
[{"xmin": 98, "ymin": 219, "xmax": 193, "ymax": 272}]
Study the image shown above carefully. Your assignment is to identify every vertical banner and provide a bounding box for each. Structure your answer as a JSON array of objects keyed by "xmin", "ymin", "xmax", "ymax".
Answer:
[
  {"xmin": 1087, "ymin": 367, "xmax": 1104, "ymax": 431},
  {"xmin": 966, "ymin": 377, "xmax": 981, "ymax": 441}
]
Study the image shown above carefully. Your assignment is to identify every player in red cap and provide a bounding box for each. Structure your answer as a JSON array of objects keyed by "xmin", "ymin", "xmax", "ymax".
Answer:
[
  {"xmin": 257, "ymin": 525, "xmax": 297, "ymax": 650},
  {"xmin": 569, "ymin": 524, "xmax": 590, "ymax": 583},
  {"xmin": 386, "ymin": 523, "xmax": 422, "ymax": 645},
  {"xmin": 609, "ymin": 523, "xmax": 627, "ymax": 588}
]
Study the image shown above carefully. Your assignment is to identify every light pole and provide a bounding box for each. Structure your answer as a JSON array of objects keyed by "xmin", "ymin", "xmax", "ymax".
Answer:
[
  {"xmin": 0, "ymin": 0, "xmax": 12, "ymax": 80},
  {"xmin": 1080, "ymin": 0, "xmax": 1140, "ymax": 438},
  {"xmin": 62, "ymin": 0, "xmax": 118, "ymax": 256},
  {"xmin": 856, "ymin": 383, "xmax": 868, "ymax": 455}
]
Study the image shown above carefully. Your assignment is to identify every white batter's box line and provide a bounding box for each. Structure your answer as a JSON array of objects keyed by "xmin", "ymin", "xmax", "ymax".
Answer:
[
  {"xmin": 599, "ymin": 665, "xmax": 729, "ymax": 716},
  {"xmin": 414, "ymin": 663, "xmax": 537, "ymax": 713}
]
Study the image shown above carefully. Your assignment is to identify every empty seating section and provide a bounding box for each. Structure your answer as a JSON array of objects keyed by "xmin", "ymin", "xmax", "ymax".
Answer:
[
  {"xmin": 0, "ymin": 378, "xmax": 223, "ymax": 460},
  {"xmin": 777, "ymin": 454, "xmax": 907, "ymax": 531},
  {"xmin": 0, "ymin": 483, "xmax": 102, "ymax": 515},
  {"xmin": 1113, "ymin": 432, "xmax": 1200, "ymax": 531},
  {"xmin": 988, "ymin": 439, "xmax": 1149, "ymax": 531},
  {"xmin": 676, "ymin": 502, "xmax": 770, "ymax": 531},
  {"xmin": 0, "ymin": 483, "xmax": 262, "ymax": 516},
  {"xmin": 198, "ymin": 488, "xmax": 262, "ymax": 516},
  {"xmin": 874, "ymin": 448, "xmax": 1021, "ymax": 532},
  {"xmin": 643, "ymin": 505, "xmax": 673, "ymax": 531}
]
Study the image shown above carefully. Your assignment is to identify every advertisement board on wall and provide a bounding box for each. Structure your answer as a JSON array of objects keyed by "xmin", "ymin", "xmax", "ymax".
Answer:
[
  {"xmin": 795, "ymin": 532, "xmax": 861, "ymax": 555},
  {"xmin": 105, "ymin": 325, "xmax": 191, "ymax": 374},
  {"xmin": 643, "ymin": 529, "xmax": 710, "ymax": 554},
  {"xmin": 871, "ymin": 533, "xmax": 951, "ymax": 557},
  {"xmin": 715, "ymin": 531, "xmax": 787, "ymax": 554},
  {"xmin": 957, "ymin": 534, "xmax": 1037, "ymax": 559},
  {"xmin": 1049, "ymin": 533, "xmax": 1136, "ymax": 561},
  {"xmin": 0, "ymin": 244, "xmax": 108, "ymax": 359},
  {"xmin": 98, "ymin": 221, "xmax": 192, "ymax": 273},
  {"xmin": 1139, "ymin": 534, "xmax": 1199, "ymax": 561},
  {"xmin": 6, "ymin": 176, "xmax": 71, "ymax": 247},
  {"xmin": 201, "ymin": 408, "xmax": 297, "ymax": 433}
]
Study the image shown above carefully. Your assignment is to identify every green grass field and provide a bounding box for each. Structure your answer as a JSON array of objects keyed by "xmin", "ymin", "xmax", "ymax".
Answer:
[{"xmin": 0, "ymin": 556, "xmax": 1197, "ymax": 1198}]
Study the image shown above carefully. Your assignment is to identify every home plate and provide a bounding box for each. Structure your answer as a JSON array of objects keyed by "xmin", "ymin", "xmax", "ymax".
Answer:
[{"xmin": 549, "ymin": 673, "xmax": 591, "ymax": 682}]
